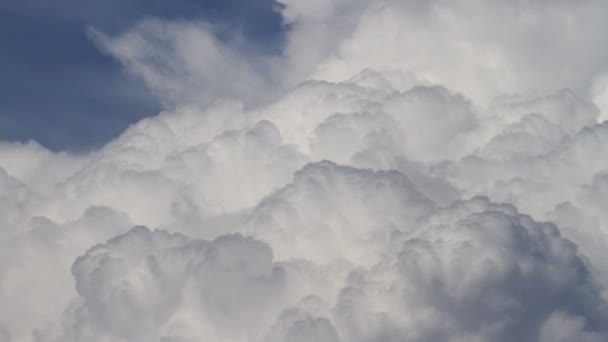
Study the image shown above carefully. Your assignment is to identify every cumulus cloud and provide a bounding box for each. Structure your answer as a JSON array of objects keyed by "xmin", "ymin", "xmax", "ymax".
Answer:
[
  {"xmin": 60, "ymin": 228, "xmax": 287, "ymax": 341},
  {"xmin": 284, "ymin": 0, "xmax": 608, "ymax": 104},
  {"xmin": 331, "ymin": 198, "xmax": 608, "ymax": 341},
  {"xmin": 2, "ymin": 1, "xmax": 608, "ymax": 341}
]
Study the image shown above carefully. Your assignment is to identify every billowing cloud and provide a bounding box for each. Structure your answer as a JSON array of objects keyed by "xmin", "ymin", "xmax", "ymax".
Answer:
[
  {"xmin": 331, "ymin": 197, "xmax": 608, "ymax": 341},
  {"xmin": 3, "ymin": 1, "xmax": 608, "ymax": 341}
]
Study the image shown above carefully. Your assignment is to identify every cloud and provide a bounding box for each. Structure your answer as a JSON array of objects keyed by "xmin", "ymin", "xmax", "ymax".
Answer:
[
  {"xmin": 50, "ymin": 227, "xmax": 287, "ymax": 341},
  {"xmin": 539, "ymin": 311, "xmax": 605, "ymax": 342},
  {"xmin": 3, "ymin": 1, "xmax": 608, "ymax": 341},
  {"xmin": 281, "ymin": 0, "xmax": 608, "ymax": 104},
  {"xmin": 90, "ymin": 19, "xmax": 283, "ymax": 108},
  {"xmin": 246, "ymin": 160, "xmax": 434, "ymax": 265},
  {"xmin": 33, "ymin": 198, "xmax": 608, "ymax": 341},
  {"xmin": 331, "ymin": 197, "xmax": 608, "ymax": 341}
]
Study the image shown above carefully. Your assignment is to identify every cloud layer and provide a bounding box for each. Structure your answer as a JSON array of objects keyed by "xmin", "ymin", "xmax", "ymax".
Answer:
[{"xmin": 3, "ymin": 1, "xmax": 608, "ymax": 341}]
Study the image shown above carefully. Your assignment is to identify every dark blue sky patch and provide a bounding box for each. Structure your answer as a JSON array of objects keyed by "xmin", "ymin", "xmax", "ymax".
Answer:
[{"xmin": 0, "ymin": 0, "xmax": 285, "ymax": 152}]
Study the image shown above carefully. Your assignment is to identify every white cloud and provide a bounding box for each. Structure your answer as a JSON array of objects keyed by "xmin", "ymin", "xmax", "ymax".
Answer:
[
  {"xmin": 3, "ymin": 1, "xmax": 608, "ymax": 341},
  {"xmin": 285, "ymin": 0, "xmax": 608, "ymax": 105}
]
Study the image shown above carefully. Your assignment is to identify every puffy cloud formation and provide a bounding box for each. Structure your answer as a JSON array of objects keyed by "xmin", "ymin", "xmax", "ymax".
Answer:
[{"xmin": 3, "ymin": 1, "xmax": 608, "ymax": 341}]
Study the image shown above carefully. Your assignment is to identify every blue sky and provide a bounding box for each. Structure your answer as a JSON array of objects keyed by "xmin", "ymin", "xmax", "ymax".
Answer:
[{"xmin": 0, "ymin": 0, "xmax": 284, "ymax": 151}]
